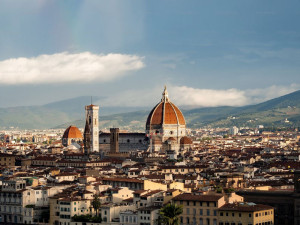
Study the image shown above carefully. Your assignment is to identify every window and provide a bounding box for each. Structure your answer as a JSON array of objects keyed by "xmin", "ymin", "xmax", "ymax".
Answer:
[
  {"xmin": 207, "ymin": 209, "xmax": 210, "ymax": 216},
  {"xmin": 187, "ymin": 217, "xmax": 190, "ymax": 225},
  {"xmin": 232, "ymin": 213, "xmax": 234, "ymax": 217},
  {"xmin": 249, "ymin": 214, "xmax": 252, "ymax": 217},
  {"xmin": 226, "ymin": 212, "xmax": 228, "ymax": 216},
  {"xmin": 199, "ymin": 218, "xmax": 203, "ymax": 225},
  {"xmin": 187, "ymin": 201, "xmax": 190, "ymax": 206},
  {"xmin": 193, "ymin": 217, "xmax": 196, "ymax": 225},
  {"xmin": 207, "ymin": 218, "xmax": 210, "ymax": 225},
  {"xmin": 239, "ymin": 213, "xmax": 241, "ymax": 217},
  {"xmin": 256, "ymin": 213, "xmax": 258, "ymax": 217},
  {"xmin": 186, "ymin": 208, "xmax": 190, "ymax": 214},
  {"xmin": 200, "ymin": 209, "xmax": 203, "ymax": 215},
  {"xmin": 220, "ymin": 212, "xmax": 223, "ymax": 216}
]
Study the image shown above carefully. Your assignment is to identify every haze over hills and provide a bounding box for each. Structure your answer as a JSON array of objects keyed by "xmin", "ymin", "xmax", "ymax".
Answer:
[{"xmin": 1, "ymin": 90, "xmax": 300, "ymax": 130}]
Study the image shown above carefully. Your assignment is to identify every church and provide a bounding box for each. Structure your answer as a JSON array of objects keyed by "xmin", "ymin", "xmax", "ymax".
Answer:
[
  {"xmin": 97, "ymin": 86, "xmax": 192, "ymax": 155},
  {"xmin": 62, "ymin": 86, "xmax": 193, "ymax": 156}
]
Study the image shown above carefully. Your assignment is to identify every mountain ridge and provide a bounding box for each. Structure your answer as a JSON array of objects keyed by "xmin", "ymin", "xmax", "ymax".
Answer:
[{"xmin": 1, "ymin": 90, "xmax": 300, "ymax": 130}]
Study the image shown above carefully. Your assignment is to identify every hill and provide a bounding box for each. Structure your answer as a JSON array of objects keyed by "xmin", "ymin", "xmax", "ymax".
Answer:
[
  {"xmin": 0, "ymin": 96, "xmax": 149, "ymax": 129},
  {"xmin": 1, "ymin": 90, "xmax": 300, "ymax": 130}
]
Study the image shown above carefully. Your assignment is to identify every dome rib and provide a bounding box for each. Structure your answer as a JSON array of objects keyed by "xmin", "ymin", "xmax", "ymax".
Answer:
[
  {"xmin": 63, "ymin": 126, "xmax": 83, "ymax": 139},
  {"xmin": 146, "ymin": 87, "xmax": 186, "ymax": 128}
]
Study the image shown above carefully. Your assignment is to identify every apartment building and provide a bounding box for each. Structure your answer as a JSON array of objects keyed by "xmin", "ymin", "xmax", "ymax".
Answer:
[
  {"xmin": 172, "ymin": 193, "xmax": 244, "ymax": 225},
  {"xmin": 218, "ymin": 202, "xmax": 274, "ymax": 225}
]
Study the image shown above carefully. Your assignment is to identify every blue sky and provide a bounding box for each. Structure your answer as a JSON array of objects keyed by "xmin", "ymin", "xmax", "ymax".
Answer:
[{"xmin": 0, "ymin": 0, "xmax": 300, "ymax": 108}]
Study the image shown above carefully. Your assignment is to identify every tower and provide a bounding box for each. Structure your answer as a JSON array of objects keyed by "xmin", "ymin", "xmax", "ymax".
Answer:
[
  {"xmin": 110, "ymin": 128, "xmax": 119, "ymax": 153},
  {"xmin": 85, "ymin": 104, "xmax": 99, "ymax": 152},
  {"xmin": 83, "ymin": 118, "xmax": 91, "ymax": 155}
]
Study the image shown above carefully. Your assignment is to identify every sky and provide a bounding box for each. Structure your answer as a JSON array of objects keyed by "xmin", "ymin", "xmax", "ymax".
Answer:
[{"xmin": 0, "ymin": 0, "xmax": 300, "ymax": 108}]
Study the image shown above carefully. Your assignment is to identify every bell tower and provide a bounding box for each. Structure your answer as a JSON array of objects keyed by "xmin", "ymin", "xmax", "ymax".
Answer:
[{"xmin": 85, "ymin": 104, "xmax": 99, "ymax": 152}]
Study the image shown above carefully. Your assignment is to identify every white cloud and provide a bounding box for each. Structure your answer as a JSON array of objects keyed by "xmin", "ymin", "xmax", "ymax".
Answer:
[
  {"xmin": 169, "ymin": 86, "xmax": 248, "ymax": 107},
  {"xmin": 100, "ymin": 83, "xmax": 300, "ymax": 108},
  {"xmin": 0, "ymin": 52, "xmax": 144, "ymax": 84},
  {"xmin": 170, "ymin": 84, "xmax": 300, "ymax": 107}
]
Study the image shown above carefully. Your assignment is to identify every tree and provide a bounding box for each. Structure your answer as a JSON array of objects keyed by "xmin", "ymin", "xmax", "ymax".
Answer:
[
  {"xmin": 91, "ymin": 194, "xmax": 101, "ymax": 216},
  {"xmin": 158, "ymin": 203, "xmax": 183, "ymax": 225}
]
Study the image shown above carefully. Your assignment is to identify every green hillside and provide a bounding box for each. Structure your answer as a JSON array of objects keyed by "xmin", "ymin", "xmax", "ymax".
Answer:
[{"xmin": 1, "ymin": 90, "xmax": 300, "ymax": 130}]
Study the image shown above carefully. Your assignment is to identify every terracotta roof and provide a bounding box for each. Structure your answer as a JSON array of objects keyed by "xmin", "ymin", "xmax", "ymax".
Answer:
[
  {"xmin": 219, "ymin": 203, "xmax": 274, "ymax": 212},
  {"xmin": 173, "ymin": 193, "xmax": 223, "ymax": 202},
  {"xmin": 180, "ymin": 136, "xmax": 193, "ymax": 145},
  {"xmin": 62, "ymin": 126, "xmax": 83, "ymax": 139}
]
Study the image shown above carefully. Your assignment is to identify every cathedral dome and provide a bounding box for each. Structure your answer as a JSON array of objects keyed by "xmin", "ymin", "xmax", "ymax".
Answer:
[
  {"xmin": 146, "ymin": 86, "xmax": 186, "ymax": 129},
  {"xmin": 62, "ymin": 126, "xmax": 83, "ymax": 139},
  {"xmin": 180, "ymin": 136, "xmax": 193, "ymax": 145}
]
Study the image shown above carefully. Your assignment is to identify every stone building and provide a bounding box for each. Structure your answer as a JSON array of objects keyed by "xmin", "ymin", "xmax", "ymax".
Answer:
[
  {"xmin": 99, "ymin": 129, "xmax": 148, "ymax": 154},
  {"xmin": 98, "ymin": 87, "xmax": 192, "ymax": 155},
  {"xmin": 146, "ymin": 86, "xmax": 189, "ymax": 153}
]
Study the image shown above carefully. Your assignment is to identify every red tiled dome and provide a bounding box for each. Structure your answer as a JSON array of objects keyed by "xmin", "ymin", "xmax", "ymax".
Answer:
[
  {"xmin": 62, "ymin": 126, "xmax": 83, "ymax": 139},
  {"xmin": 146, "ymin": 87, "xmax": 186, "ymax": 128},
  {"xmin": 180, "ymin": 136, "xmax": 193, "ymax": 145}
]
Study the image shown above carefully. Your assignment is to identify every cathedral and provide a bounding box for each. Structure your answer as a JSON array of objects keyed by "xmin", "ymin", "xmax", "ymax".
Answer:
[
  {"xmin": 99, "ymin": 86, "xmax": 192, "ymax": 155},
  {"xmin": 77, "ymin": 86, "xmax": 192, "ymax": 156}
]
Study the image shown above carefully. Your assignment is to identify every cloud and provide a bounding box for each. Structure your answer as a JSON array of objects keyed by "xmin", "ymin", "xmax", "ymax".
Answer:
[
  {"xmin": 0, "ymin": 52, "xmax": 145, "ymax": 84},
  {"xmin": 170, "ymin": 84, "xmax": 300, "ymax": 107},
  {"xmin": 100, "ymin": 83, "xmax": 300, "ymax": 108},
  {"xmin": 170, "ymin": 86, "xmax": 248, "ymax": 107}
]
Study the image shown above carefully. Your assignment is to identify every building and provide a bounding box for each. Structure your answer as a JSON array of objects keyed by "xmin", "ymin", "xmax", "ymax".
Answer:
[
  {"xmin": 85, "ymin": 104, "xmax": 99, "ymax": 152},
  {"xmin": 229, "ymin": 126, "xmax": 239, "ymax": 136},
  {"xmin": 0, "ymin": 178, "xmax": 63, "ymax": 224},
  {"xmin": 146, "ymin": 86, "xmax": 187, "ymax": 153},
  {"xmin": 172, "ymin": 193, "xmax": 244, "ymax": 225},
  {"xmin": 218, "ymin": 202, "xmax": 274, "ymax": 225},
  {"xmin": 99, "ymin": 129, "xmax": 148, "ymax": 154},
  {"xmin": 62, "ymin": 125, "xmax": 83, "ymax": 147},
  {"xmin": 98, "ymin": 87, "xmax": 191, "ymax": 156},
  {"xmin": 0, "ymin": 153, "xmax": 16, "ymax": 167}
]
